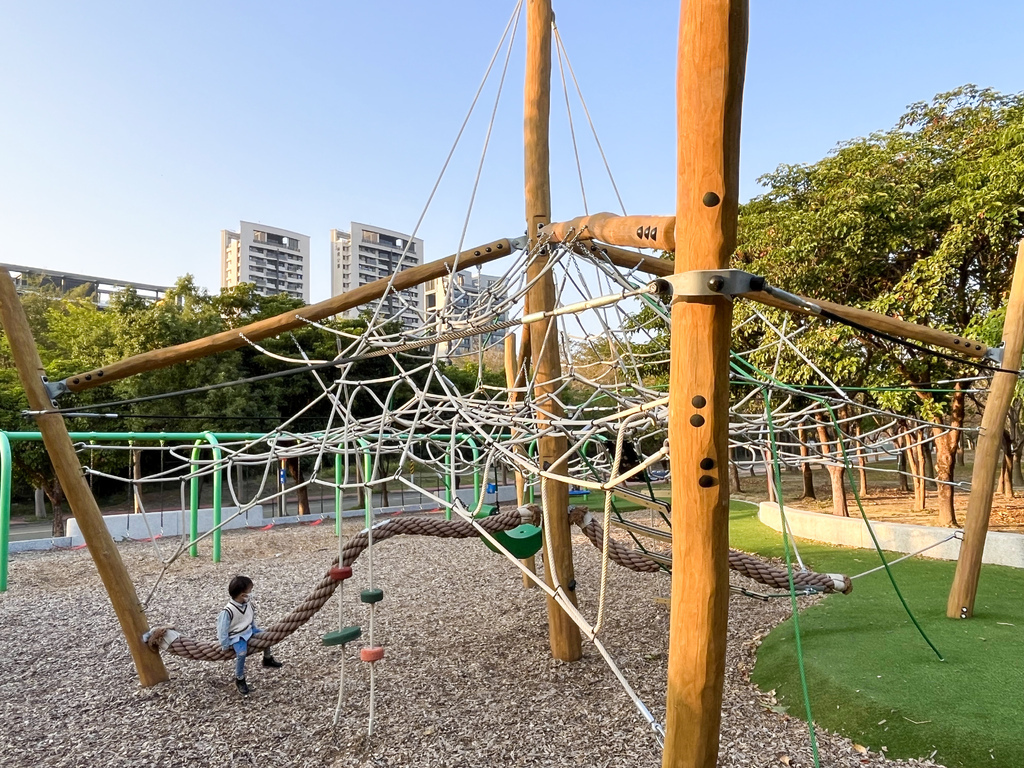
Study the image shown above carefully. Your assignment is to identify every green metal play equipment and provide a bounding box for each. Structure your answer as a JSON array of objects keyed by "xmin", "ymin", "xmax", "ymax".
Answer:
[{"xmin": 0, "ymin": 429, "xmax": 540, "ymax": 592}]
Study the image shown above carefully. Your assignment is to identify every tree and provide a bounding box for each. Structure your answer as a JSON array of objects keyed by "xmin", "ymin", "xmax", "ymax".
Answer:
[{"xmin": 736, "ymin": 86, "xmax": 1024, "ymax": 524}]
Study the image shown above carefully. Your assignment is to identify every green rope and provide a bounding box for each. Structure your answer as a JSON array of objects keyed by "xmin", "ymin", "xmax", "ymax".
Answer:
[
  {"xmin": 820, "ymin": 400, "xmax": 945, "ymax": 662},
  {"xmin": 764, "ymin": 388, "xmax": 822, "ymax": 768},
  {"xmin": 731, "ymin": 355, "xmax": 944, "ymax": 661}
]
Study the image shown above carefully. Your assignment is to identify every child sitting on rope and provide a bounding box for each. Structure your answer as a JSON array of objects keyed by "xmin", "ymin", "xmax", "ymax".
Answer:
[{"xmin": 216, "ymin": 575, "xmax": 283, "ymax": 695}]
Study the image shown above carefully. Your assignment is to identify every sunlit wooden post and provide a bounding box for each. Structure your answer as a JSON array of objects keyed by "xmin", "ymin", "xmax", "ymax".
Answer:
[
  {"xmin": 663, "ymin": 1, "xmax": 748, "ymax": 766},
  {"xmin": 948, "ymin": 241, "xmax": 1024, "ymax": 618},
  {"xmin": 524, "ymin": 0, "xmax": 582, "ymax": 660},
  {"xmin": 0, "ymin": 271, "xmax": 169, "ymax": 687}
]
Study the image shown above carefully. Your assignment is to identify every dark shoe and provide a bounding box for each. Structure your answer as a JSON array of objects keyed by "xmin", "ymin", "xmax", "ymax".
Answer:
[
  {"xmin": 262, "ymin": 654, "xmax": 283, "ymax": 669},
  {"xmin": 235, "ymin": 677, "xmax": 249, "ymax": 695}
]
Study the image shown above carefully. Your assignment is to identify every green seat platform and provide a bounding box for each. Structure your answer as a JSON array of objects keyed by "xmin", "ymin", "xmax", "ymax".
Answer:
[
  {"xmin": 322, "ymin": 625, "xmax": 362, "ymax": 647},
  {"xmin": 474, "ymin": 505, "xmax": 543, "ymax": 559}
]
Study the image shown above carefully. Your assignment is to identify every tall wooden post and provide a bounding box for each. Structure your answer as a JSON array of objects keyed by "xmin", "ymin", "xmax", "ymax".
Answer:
[
  {"xmin": 0, "ymin": 272, "xmax": 168, "ymax": 686},
  {"xmin": 505, "ymin": 333, "xmax": 537, "ymax": 588},
  {"xmin": 947, "ymin": 241, "xmax": 1024, "ymax": 618},
  {"xmin": 524, "ymin": 0, "xmax": 581, "ymax": 661},
  {"xmin": 663, "ymin": 1, "xmax": 747, "ymax": 766}
]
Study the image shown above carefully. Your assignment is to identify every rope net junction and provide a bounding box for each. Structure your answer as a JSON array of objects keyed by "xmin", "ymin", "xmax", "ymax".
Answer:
[{"xmin": 74, "ymin": 227, "xmax": 989, "ymax": 748}]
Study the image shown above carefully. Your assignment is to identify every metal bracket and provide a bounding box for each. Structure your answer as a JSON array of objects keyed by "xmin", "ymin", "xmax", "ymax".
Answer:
[
  {"xmin": 649, "ymin": 269, "xmax": 765, "ymax": 304},
  {"xmin": 983, "ymin": 343, "xmax": 1005, "ymax": 366},
  {"xmin": 42, "ymin": 375, "xmax": 68, "ymax": 405},
  {"xmin": 508, "ymin": 235, "xmax": 529, "ymax": 252}
]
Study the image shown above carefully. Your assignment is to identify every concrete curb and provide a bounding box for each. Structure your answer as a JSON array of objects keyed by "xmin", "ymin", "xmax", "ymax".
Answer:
[{"xmin": 757, "ymin": 501, "xmax": 1024, "ymax": 569}]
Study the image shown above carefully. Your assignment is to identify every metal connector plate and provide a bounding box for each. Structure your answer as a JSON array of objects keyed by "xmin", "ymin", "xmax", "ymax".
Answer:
[{"xmin": 650, "ymin": 269, "xmax": 764, "ymax": 303}]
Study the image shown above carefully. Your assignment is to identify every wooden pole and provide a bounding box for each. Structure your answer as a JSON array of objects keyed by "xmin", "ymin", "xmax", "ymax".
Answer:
[
  {"xmin": 505, "ymin": 333, "xmax": 537, "ymax": 588},
  {"xmin": 62, "ymin": 237, "xmax": 516, "ymax": 394},
  {"xmin": 663, "ymin": 1, "xmax": 747, "ymax": 766},
  {"xmin": 947, "ymin": 241, "xmax": 1024, "ymax": 618},
  {"xmin": 0, "ymin": 271, "xmax": 169, "ymax": 687},
  {"xmin": 525, "ymin": 0, "xmax": 581, "ymax": 661}
]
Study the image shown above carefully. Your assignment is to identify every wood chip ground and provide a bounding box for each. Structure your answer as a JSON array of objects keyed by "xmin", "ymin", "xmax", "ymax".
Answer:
[{"xmin": 0, "ymin": 517, "xmax": 947, "ymax": 767}]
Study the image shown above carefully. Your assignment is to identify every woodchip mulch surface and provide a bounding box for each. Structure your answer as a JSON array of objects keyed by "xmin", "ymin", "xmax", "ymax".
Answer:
[{"xmin": 0, "ymin": 516, "xmax": 946, "ymax": 768}]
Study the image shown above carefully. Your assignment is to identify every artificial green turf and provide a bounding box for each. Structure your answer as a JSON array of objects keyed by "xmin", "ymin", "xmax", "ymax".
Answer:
[{"xmin": 730, "ymin": 501, "xmax": 1024, "ymax": 767}]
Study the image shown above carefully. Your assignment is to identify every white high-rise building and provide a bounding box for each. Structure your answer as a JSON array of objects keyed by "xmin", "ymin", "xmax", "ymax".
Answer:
[
  {"xmin": 221, "ymin": 222, "xmax": 310, "ymax": 303},
  {"xmin": 331, "ymin": 222, "xmax": 423, "ymax": 329},
  {"xmin": 424, "ymin": 271, "xmax": 507, "ymax": 357}
]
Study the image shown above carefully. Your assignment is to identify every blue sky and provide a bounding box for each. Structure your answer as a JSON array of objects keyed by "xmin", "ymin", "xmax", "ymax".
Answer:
[{"xmin": 2, "ymin": 1, "xmax": 1022, "ymax": 303}]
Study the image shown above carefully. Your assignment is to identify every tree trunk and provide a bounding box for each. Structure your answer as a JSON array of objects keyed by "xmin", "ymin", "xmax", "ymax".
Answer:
[
  {"xmin": 763, "ymin": 448, "xmax": 776, "ymax": 502},
  {"xmin": 797, "ymin": 425, "xmax": 816, "ymax": 500},
  {"xmin": 816, "ymin": 424, "xmax": 848, "ymax": 517},
  {"xmin": 1000, "ymin": 430, "xmax": 1015, "ymax": 498},
  {"xmin": 898, "ymin": 448, "xmax": 910, "ymax": 492},
  {"xmin": 848, "ymin": 412, "xmax": 868, "ymax": 497},
  {"xmin": 45, "ymin": 479, "xmax": 70, "ymax": 537},
  {"xmin": 923, "ymin": 440, "xmax": 936, "ymax": 490},
  {"xmin": 34, "ymin": 486, "xmax": 47, "ymax": 519},
  {"xmin": 131, "ymin": 448, "xmax": 143, "ymax": 514},
  {"xmin": 285, "ymin": 457, "xmax": 310, "ymax": 515},
  {"xmin": 907, "ymin": 437, "xmax": 927, "ymax": 511},
  {"xmin": 934, "ymin": 385, "xmax": 964, "ymax": 528},
  {"xmin": 729, "ymin": 460, "xmax": 742, "ymax": 492}
]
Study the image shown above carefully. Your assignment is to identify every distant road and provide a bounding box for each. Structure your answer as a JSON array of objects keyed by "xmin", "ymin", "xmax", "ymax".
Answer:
[{"xmin": 8, "ymin": 520, "xmax": 55, "ymax": 542}]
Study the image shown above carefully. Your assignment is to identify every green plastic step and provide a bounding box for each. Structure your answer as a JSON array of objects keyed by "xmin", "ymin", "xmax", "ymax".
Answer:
[{"xmin": 322, "ymin": 625, "xmax": 362, "ymax": 647}]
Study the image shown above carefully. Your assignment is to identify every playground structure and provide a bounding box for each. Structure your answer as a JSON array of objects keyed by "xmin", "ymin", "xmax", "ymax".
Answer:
[{"xmin": 2, "ymin": 2, "xmax": 1023, "ymax": 766}]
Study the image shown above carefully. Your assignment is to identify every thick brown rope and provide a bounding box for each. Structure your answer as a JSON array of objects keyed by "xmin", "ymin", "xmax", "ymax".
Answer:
[
  {"xmin": 573, "ymin": 512, "xmax": 852, "ymax": 595},
  {"xmin": 154, "ymin": 506, "xmax": 530, "ymax": 662}
]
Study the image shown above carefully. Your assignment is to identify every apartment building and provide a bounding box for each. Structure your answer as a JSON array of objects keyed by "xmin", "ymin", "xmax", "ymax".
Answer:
[
  {"xmin": 424, "ymin": 270, "xmax": 507, "ymax": 357},
  {"xmin": 221, "ymin": 222, "xmax": 310, "ymax": 303},
  {"xmin": 330, "ymin": 222, "xmax": 423, "ymax": 329}
]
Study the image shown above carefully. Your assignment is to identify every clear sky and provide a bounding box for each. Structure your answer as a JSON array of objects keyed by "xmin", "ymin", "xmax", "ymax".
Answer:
[{"xmin": 2, "ymin": 1, "xmax": 1022, "ymax": 304}]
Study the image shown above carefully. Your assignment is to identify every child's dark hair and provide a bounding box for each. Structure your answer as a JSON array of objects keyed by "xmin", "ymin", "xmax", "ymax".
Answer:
[{"xmin": 228, "ymin": 575, "xmax": 253, "ymax": 599}]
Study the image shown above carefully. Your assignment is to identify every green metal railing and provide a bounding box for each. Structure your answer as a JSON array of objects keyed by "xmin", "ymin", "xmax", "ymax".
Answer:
[
  {"xmin": 1, "ymin": 429, "xmax": 517, "ymax": 591},
  {"xmin": 0, "ymin": 431, "xmax": 267, "ymax": 591}
]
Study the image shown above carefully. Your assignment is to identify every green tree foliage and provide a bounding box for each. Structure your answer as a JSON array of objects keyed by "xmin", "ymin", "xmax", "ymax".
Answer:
[
  {"xmin": 0, "ymin": 277, "xmax": 466, "ymax": 530},
  {"xmin": 737, "ymin": 85, "xmax": 1024, "ymax": 382},
  {"xmin": 736, "ymin": 85, "xmax": 1024, "ymax": 522}
]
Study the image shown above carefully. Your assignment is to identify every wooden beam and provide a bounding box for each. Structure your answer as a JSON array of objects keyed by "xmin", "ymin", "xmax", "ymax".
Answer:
[
  {"xmin": 0, "ymin": 271, "xmax": 169, "ymax": 687},
  {"xmin": 574, "ymin": 242, "xmax": 990, "ymax": 359},
  {"xmin": 744, "ymin": 290, "xmax": 990, "ymax": 360},
  {"xmin": 947, "ymin": 240, "xmax": 1024, "ymax": 618},
  {"xmin": 525, "ymin": 0, "xmax": 581, "ymax": 661},
  {"xmin": 62, "ymin": 237, "xmax": 517, "ymax": 394},
  {"xmin": 663, "ymin": 2, "xmax": 747, "ymax": 768},
  {"xmin": 544, "ymin": 213, "xmax": 676, "ymax": 251}
]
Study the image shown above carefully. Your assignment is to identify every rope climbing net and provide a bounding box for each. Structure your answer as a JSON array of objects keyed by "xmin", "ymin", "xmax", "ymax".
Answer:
[
  {"xmin": 90, "ymin": 223, "xmax": 993, "ymax": 749},
  {"xmin": 58, "ymin": 5, "xmax": 1001, "ymax": 753}
]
